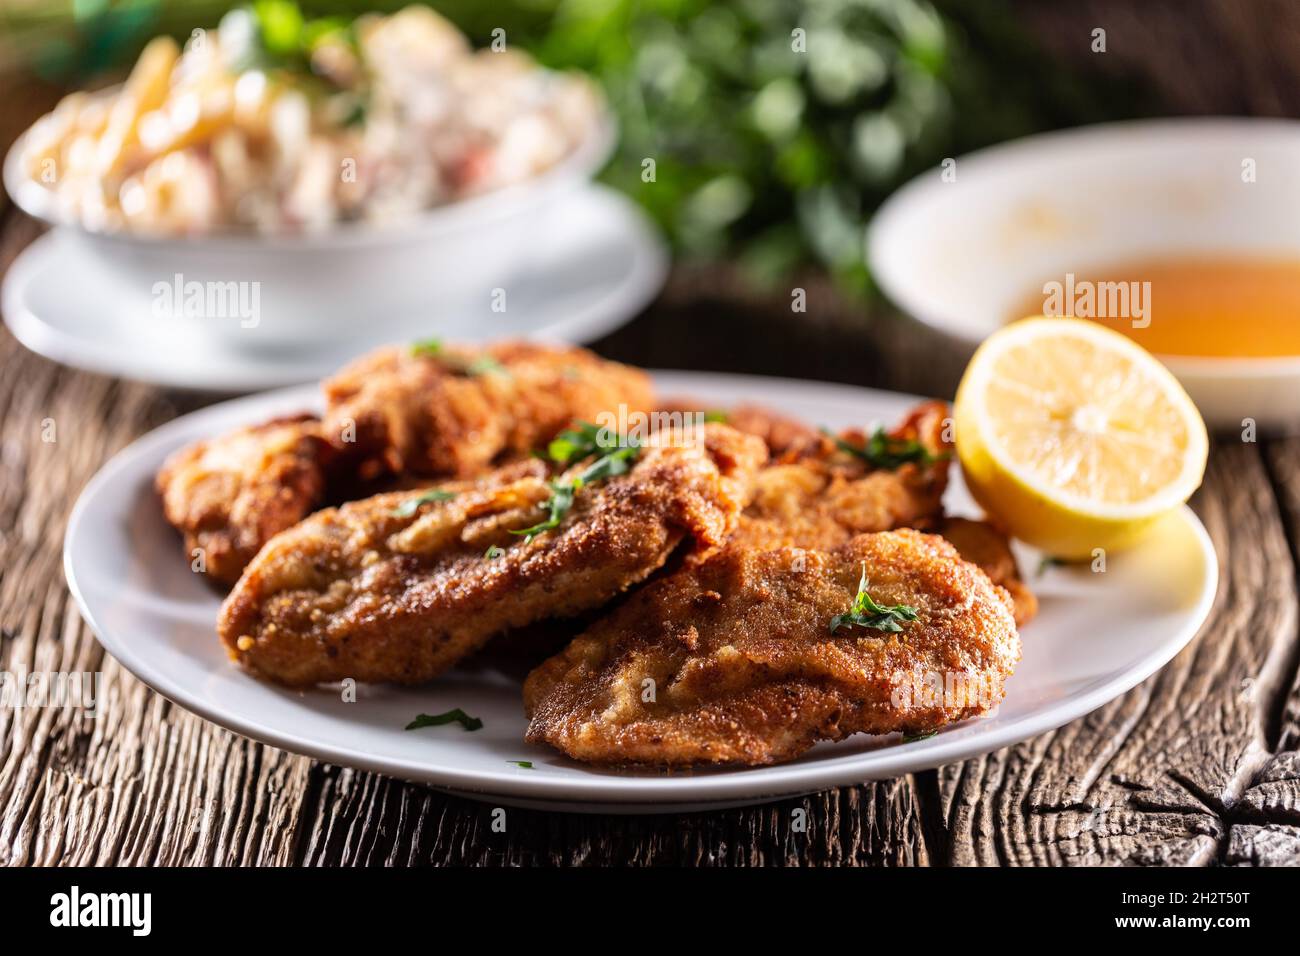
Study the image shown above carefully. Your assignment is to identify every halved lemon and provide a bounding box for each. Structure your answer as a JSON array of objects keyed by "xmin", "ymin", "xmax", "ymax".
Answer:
[{"xmin": 954, "ymin": 318, "xmax": 1208, "ymax": 559}]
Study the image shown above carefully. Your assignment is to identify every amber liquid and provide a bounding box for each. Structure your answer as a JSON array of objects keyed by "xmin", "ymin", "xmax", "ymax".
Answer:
[{"xmin": 1009, "ymin": 257, "xmax": 1300, "ymax": 358}]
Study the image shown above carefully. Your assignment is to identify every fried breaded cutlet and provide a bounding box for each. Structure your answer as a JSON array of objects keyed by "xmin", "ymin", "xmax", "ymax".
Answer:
[
  {"xmin": 158, "ymin": 341, "xmax": 652, "ymax": 584},
  {"xmin": 524, "ymin": 530, "xmax": 1021, "ymax": 766},
  {"xmin": 156, "ymin": 415, "xmax": 333, "ymax": 585},
  {"xmin": 218, "ymin": 424, "xmax": 767, "ymax": 686},
  {"xmin": 734, "ymin": 400, "xmax": 952, "ymax": 550},
  {"xmin": 655, "ymin": 399, "xmax": 821, "ymax": 459},
  {"xmin": 938, "ymin": 517, "xmax": 1038, "ymax": 626},
  {"xmin": 719, "ymin": 403, "xmax": 1035, "ymax": 623},
  {"xmin": 323, "ymin": 340, "xmax": 654, "ymax": 478}
]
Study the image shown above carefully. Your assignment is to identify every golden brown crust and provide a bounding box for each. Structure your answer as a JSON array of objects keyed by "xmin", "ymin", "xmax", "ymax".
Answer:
[
  {"xmin": 524, "ymin": 530, "xmax": 1021, "ymax": 767},
  {"xmin": 322, "ymin": 340, "xmax": 655, "ymax": 478},
  {"xmin": 938, "ymin": 517, "xmax": 1038, "ymax": 626},
  {"xmin": 655, "ymin": 399, "xmax": 822, "ymax": 459},
  {"xmin": 732, "ymin": 400, "xmax": 953, "ymax": 551},
  {"xmin": 155, "ymin": 415, "xmax": 330, "ymax": 585},
  {"xmin": 724, "ymin": 404, "xmax": 822, "ymax": 458},
  {"xmin": 158, "ymin": 341, "xmax": 654, "ymax": 585},
  {"xmin": 217, "ymin": 424, "xmax": 767, "ymax": 686}
]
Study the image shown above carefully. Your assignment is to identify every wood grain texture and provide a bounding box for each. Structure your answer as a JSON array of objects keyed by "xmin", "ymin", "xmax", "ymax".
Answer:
[
  {"xmin": 2, "ymin": 211, "xmax": 1300, "ymax": 864},
  {"xmin": 939, "ymin": 444, "xmax": 1300, "ymax": 866},
  {"xmin": 0, "ymin": 213, "xmax": 315, "ymax": 868},
  {"xmin": 4, "ymin": 0, "xmax": 1300, "ymax": 868},
  {"xmin": 2, "ymin": 214, "xmax": 1298, "ymax": 865}
]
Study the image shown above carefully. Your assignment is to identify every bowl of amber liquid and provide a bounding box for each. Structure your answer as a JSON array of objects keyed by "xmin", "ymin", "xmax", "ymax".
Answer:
[{"xmin": 868, "ymin": 118, "xmax": 1300, "ymax": 432}]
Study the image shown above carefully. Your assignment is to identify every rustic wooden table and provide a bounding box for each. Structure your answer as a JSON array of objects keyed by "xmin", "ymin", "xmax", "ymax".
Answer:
[{"xmin": 2, "ymin": 199, "xmax": 1298, "ymax": 868}]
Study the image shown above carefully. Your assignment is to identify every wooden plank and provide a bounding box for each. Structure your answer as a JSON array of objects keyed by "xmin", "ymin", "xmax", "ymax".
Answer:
[
  {"xmin": 940, "ymin": 442, "xmax": 1300, "ymax": 865},
  {"xmin": 1231, "ymin": 438, "xmax": 1300, "ymax": 846},
  {"xmin": 296, "ymin": 771, "xmax": 932, "ymax": 866},
  {"xmin": 0, "ymin": 211, "xmax": 317, "ymax": 865},
  {"xmin": 1, "ymin": 204, "xmax": 1297, "ymax": 865}
]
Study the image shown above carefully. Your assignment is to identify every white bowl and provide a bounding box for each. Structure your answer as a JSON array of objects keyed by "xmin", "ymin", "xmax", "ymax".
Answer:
[
  {"xmin": 867, "ymin": 118, "xmax": 1300, "ymax": 432},
  {"xmin": 3, "ymin": 100, "xmax": 616, "ymax": 349}
]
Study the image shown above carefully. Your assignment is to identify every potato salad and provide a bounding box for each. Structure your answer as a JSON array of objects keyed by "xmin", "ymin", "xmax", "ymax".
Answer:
[{"xmin": 20, "ymin": 4, "xmax": 603, "ymax": 235}]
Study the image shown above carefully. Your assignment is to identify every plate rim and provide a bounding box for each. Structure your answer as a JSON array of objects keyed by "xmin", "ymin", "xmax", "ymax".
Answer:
[
  {"xmin": 63, "ymin": 371, "xmax": 1219, "ymax": 806},
  {"xmin": 3, "ymin": 184, "xmax": 668, "ymax": 392}
]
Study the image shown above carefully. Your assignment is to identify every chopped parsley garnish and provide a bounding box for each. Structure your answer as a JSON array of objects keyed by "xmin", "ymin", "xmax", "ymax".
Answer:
[
  {"xmin": 511, "ymin": 480, "xmax": 576, "ymax": 543},
  {"xmin": 508, "ymin": 760, "xmax": 534, "ymax": 769},
  {"xmin": 245, "ymin": 1, "xmax": 366, "ymax": 105},
  {"xmin": 829, "ymin": 564, "xmax": 919, "ymax": 635},
  {"xmin": 511, "ymin": 430, "xmax": 639, "ymax": 542},
  {"xmin": 254, "ymin": 0, "xmax": 308, "ymax": 58},
  {"xmin": 390, "ymin": 488, "xmax": 455, "ymax": 518},
  {"xmin": 547, "ymin": 421, "xmax": 620, "ymax": 464},
  {"xmin": 485, "ymin": 544, "xmax": 505, "ymax": 560},
  {"xmin": 703, "ymin": 409, "xmax": 729, "ymax": 424},
  {"xmin": 576, "ymin": 444, "xmax": 640, "ymax": 481},
  {"xmin": 823, "ymin": 426, "xmax": 944, "ymax": 470},
  {"xmin": 407, "ymin": 339, "xmax": 507, "ymax": 377},
  {"xmin": 902, "ymin": 730, "xmax": 938, "ymax": 743},
  {"xmin": 339, "ymin": 96, "xmax": 367, "ymax": 127},
  {"xmin": 405, "ymin": 708, "xmax": 483, "ymax": 732},
  {"xmin": 465, "ymin": 355, "xmax": 508, "ymax": 377}
]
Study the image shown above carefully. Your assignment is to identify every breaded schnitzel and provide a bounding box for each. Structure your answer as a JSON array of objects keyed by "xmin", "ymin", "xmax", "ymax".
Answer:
[
  {"xmin": 159, "ymin": 341, "xmax": 653, "ymax": 584},
  {"xmin": 733, "ymin": 400, "xmax": 952, "ymax": 550},
  {"xmin": 156, "ymin": 415, "xmax": 333, "ymax": 585},
  {"xmin": 524, "ymin": 530, "xmax": 1021, "ymax": 766},
  {"xmin": 716, "ymin": 403, "xmax": 1035, "ymax": 623},
  {"xmin": 655, "ymin": 399, "xmax": 821, "ymax": 459},
  {"xmin": 323, "ymin": 340, "xmax": 654, "ymax": 478},
  {"xmin": 218, "ymin": 424, "xmax": 766, "ymax": 686},
  {"xmin": 939, "ymin": 517, "xmax": 1038, "ymax": 626}
]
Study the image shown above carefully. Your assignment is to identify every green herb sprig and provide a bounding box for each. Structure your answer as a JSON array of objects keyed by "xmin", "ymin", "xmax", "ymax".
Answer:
[
  {"xmin": 547, "ymin": 421, "xmax": 619, "ymax": 464},
  {"xmin": 824, "ymin": 426, "xmax": 944, "ymax": 471},
  {"xmin": 1037, "ymin": 556, "xmax": 1065, "ymax": 576},
  {"xmin": 405, "ymin": 708, "xmax": 483, "ymax": 732},
  {"xmin": 829, "ymin": 565, "xmax": 919, "ymax": 634},
  {"xmin": 902, "ymin": 730, "xmax": 939, "ymax": 743},
  {"xmin": 512, "ymin": 428, "xmax": 639, "ymax": 542},
  {"xmin": 410, "ymin": 337, "xmax": 443, "ymax": 358},
  {"xmin": 391, "ymin": 488, "xmax": 455, "ymax": 518},
  {"xmin": 243, "ymin": 0, "xmax": 366, "ymax": 123},
  {"xmin": 408, "ymin": 338, "xmax": 508, "ymax": 377},
  {"xmin": 466, "ymin": 355, "xmax": 509, "ymax": 377}
]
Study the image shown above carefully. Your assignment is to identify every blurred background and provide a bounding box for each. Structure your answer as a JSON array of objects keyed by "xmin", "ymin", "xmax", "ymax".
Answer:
[
  {"xmin": 0, "ymin": 0, "xmax": 1177, "ymax": 289},
  {"xmin": 1, "ymin": 0, "xmax": 1297, "ymax": 392}
]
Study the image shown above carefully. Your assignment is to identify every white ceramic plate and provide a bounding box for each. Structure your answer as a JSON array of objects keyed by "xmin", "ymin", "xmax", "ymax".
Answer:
[
  {"xmin": 64, "ymin": 372, "xmax": 1218, "ymax": 813},
  {"xmin": 867, "ymin": 118, "xmax": 1300, "ymax": 431},
  {"xmin": 3, "ymin": 185, "xmax": 667, "ymax": 392}
]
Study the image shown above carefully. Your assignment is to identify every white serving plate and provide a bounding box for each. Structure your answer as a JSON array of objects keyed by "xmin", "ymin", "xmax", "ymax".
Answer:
[
  {"xmin": 3, "ymin": 185, "xmax": 666, "ymax": 391},
  {"xmin": 868, "ymin": 118, "xmax": 1300, "ymax": 432},
  {"xmin": 64, "ymin": 371, "xmax": 1217, "ymax": 813}
]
